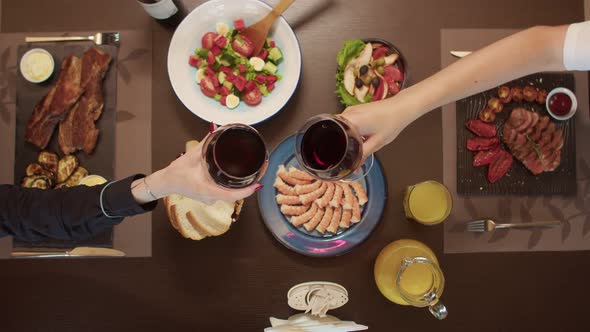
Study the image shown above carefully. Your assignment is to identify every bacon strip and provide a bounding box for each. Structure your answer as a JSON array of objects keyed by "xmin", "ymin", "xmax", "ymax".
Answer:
[
  {"xmin": 26, "ymin": 56, "xmax": 83, "ymax": 149},
  {"xmin": 58, "ymin": 48, "xmax": 112, "ymax": 155}
]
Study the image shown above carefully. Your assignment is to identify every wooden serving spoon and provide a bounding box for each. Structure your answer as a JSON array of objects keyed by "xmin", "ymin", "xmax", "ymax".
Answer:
[{"xmin": 241, "ymin": 0, "xmax": 295, "ymax": 56}]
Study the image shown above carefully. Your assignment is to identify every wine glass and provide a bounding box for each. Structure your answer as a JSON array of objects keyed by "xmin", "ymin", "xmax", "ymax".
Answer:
[
  {"xmin": 294, "ymin": 114, "xmax": 374, "ymax": 182},
  {"xmin": 201, "ymin": 123, "xmax": 269, "ymax": 189}
]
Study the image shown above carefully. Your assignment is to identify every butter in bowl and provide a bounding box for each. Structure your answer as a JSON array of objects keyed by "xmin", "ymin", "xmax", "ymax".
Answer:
[{"xmin": 20, "ymin": 48, "xmax": 55, "ymax": 83}]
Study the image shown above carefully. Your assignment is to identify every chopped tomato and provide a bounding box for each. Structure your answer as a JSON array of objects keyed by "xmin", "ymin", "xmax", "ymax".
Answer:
[
  {"xmin": 232, "ymin": 35, "xmax": 254, "ymax": 57},
  {"xmin": 388, "ymin": 82, "xmax": 400, "ymax": 95},
  {"xmin": 372, "ymin": 47, "xmax": 388, "ymax": 60},
  {"xmin": 200, "ymin": 76, "xmax": 217, "ymax": 97},
  {"xmin": 188, "ymin": 55, "xmax": 201, "ymax": 67},
  {"xmin": 211, "ymin": 46, "xmax": 221, "ymax": 56},
  {"xmin": 383, "ymin": 65, "xmax": 403, "ymax": 82},
  {"xmin": 207, "ymin": 52, "xmax": 215, "ymax": 65},
  {"xmin": 211, "ymin": 75, "xmax": 220, "ymax": 87},
  {"xmin": 267, "ymin": 82, "xmax": 275, "ymax": 91},
  {"xmin": 205, "ymin": 67, "xmax": 215, "ymax": 77},
  {"xmin": 237, "ymin": 64, "xmax": 247, "ymax": 73},
  {"xmin": 234, "ymin": 18, "xmax": 246, "ymax": 30},
  {"xmin": 214, "ymin": 35, "xmax": 227, "ymax": 48},
  {"xmin": 258, "ymin": 49, "xmax": 269, "ymax": 60},
  {"xmin": 234, "ymin": 75, "xmax": 247, "ymax": 91},
  {"xmin": 243, "ymin": 86, "xmax": 262, "ymax": 106},
  {"xmin": 245, "ymin": 80, "xmax": 257, "ymax": 92},
  {"xmin": 265, "ymin": 75, "xmax": 277, "ymax": 84},
  {"xmin": 201, "ymin": 32, "xmax": 217, "ymax": 50},
  {"xmin": 219, "ymin": 86, "xmax": 230, "ymax": 96},
  {"xmin": 220, "ymin": 95, "xmax": 227, "ymax": 106},
  {"xmin": 255, "ymin": 74, "xmax": 266, "ymax": 84},
  {"xmin": 219, "ymin": 66, "xmax": 232, "ymax": 74},
  {"xmin": 269, "ymin": 40, "xmax": 276, "ymax": 48},
  {"xmin": 372, "ymin": 78, "xmax": 384, "ymax": 101}
]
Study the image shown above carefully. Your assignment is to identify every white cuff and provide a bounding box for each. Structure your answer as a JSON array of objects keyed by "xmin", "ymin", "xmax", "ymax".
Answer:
[{"xmin": 563, "ymin": 21, "xmax": 590, "ymax": 71}]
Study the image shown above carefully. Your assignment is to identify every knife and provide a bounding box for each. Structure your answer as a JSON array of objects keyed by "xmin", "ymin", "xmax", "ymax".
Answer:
[
  {"xmin": 11, "ymin": 247, "xmax": 126, "ymax": 258},
  {"xmin": 450, "ymin": 51, "xmax": 472, "ymax": 58}
]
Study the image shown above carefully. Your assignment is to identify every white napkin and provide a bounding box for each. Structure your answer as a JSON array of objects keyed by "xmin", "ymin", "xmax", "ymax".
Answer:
[{"xmin": 265, "ymin": 314, "xmax": 368, "ymax": 332}]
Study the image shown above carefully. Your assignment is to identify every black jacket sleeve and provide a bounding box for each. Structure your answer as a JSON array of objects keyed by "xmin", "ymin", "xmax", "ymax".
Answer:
[{"xmin": 0, "ymin": 174, "xmax": 156, "ymax": 242}]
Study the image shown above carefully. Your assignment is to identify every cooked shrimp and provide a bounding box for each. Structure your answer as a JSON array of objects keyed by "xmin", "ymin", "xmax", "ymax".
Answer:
[
  {"xmin": 291, "ymin": 203, "xmax": 319, "ymax": 226},
  {"xmin": 340, "ymin": 208, "xmax": 352, "ymax": 229},
  {"xmin": 350, "ymin": 182, "xmax": 368, "ymax": 206},
  {"xmin": 327, "ymin": 206, "xmax": 342, "ymax": 233},
  {"xmin": 340, "ymin": 183, "xmax": 354, "ymax": 210},
  {"xmin": 295, "ymin": 180, "xmax": 322, "ymax": 195},
  {"xmin": 300, "ymin": 182, "xmax": 328, "ymax": 205},
  {"xmin": 274, "ymin": 176, "xmax": 297, "ymax": 196},
  {"xmin": 280, "ymin": 204, "xmax": 310, "ymax": 216},
  {"xmin": 278, "ymin": 165, "xmax": 311, "ymax": 186},
  {"xmin": 315, "ymin": 182, "xmax": 335, "ymax": 208},
  {"xmin": 329, "ymin": 184, "xmax": 344, "ymax": 208},
  {"xmin": 288, "ymin": 166, "xmax": 316, "ymax": 181},
  {"xmin": 304, "ymin": 207, "xmax": 325, "ymax": 232},
  {"xmin": 316, "ymin": 206, "xmax": 334, "ymax": 234},
  {"xmin": 276, "ymin": 194, "xmax": 301, "ymax": 205}
]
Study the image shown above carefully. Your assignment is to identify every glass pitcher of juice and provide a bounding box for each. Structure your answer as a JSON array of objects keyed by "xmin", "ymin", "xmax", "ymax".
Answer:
[
  {"xmin": 403, "ymin": 180, "xmax": 452, "ymax": 225},
  {"xmin": 374, "ymin": 239, "xmax": 448, "ymax": 319}
]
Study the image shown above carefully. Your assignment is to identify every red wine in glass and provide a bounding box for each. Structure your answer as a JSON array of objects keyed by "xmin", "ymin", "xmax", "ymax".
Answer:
[
  {"xmin": 203, "ymin": 124, "xmax": 268, "ymax": 188},
  {"xmin": 295, "ymin": 115, "xmax": 366, "ymax": 181}
]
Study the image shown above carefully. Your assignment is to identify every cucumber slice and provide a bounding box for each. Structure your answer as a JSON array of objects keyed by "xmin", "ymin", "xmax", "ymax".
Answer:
[
  {"xmin": 263, "ymin": 62, "xmax": 278, "ymax": 75},
  {"xmin": 268, "ymin": 47, "xmax": 282, "ymax": 63}
]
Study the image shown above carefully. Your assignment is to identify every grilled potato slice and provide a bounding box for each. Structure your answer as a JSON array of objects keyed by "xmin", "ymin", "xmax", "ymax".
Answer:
[
  {"xmin": 21, "ymin": 175, "xmax": 53, "ymax": 189},
  {"xmin": 26, "ymin": 162, "xmax": 55, "ymax": 181},
  {"xmin": 38, "ymin": 151, "xmax": 58, "ymax": 174},
  {"xmin": 31, "ymin": 177, "xmax": 50, "ymax": 189},
  {"xmin": 57, "ymin": 155, "xmax": 79, "ymax": 183},
  {"xmin": 63, "ymin": 167, "xmax": 88, "ymax": 187}
]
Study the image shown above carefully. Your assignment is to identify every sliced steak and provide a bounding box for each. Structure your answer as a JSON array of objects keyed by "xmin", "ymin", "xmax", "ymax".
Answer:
[{"xmin": 501, "ymin": 108, "xmax": 564, "ymax": 175}]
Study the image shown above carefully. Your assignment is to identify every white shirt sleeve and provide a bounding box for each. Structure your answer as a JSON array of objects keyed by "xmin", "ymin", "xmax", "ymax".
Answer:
[{"xmin": 563, "ymin": 21, "xmax": 590, "ymax": 70}]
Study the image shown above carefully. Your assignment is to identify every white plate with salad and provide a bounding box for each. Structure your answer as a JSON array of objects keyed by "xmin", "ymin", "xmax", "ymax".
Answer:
[{"xmin": 168, "ymin": 0, "xmax": 302, "ymax": 125}]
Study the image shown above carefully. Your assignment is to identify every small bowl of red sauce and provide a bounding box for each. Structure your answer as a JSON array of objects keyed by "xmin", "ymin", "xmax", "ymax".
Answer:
[{"xmin": 546, "ymin": 87, "xmax": 577, "ymax": 121}]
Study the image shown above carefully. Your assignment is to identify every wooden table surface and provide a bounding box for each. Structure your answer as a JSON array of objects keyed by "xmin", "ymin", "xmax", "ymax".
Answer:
[{"xmin": 0, "ymin": 1, "xmax": 587, "ymax": 331}]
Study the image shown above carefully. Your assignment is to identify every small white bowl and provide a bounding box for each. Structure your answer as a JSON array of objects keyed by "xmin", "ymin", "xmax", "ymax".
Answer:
[
  {"xmin": 546, "ymin": 87, "xmax": 577, "ymax": 121},
  {"xmin": 19, "ymin": 48, "xmax": 55, "ymax": 83}
]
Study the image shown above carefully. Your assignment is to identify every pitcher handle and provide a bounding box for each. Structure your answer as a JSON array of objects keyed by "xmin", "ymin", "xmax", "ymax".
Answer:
[{"xmin": 428, "ymin": 301, "xmax": 448, "ymax": 320}]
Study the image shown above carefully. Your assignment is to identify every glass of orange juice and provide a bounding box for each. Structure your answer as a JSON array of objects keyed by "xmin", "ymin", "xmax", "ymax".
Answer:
[
  {"xmin": 374, "ymin": 239, "xmax": 448, "ymax": 319},
  {"xmin": 403, "ymin": 180, "xmax": 452, "ymax": 225}
]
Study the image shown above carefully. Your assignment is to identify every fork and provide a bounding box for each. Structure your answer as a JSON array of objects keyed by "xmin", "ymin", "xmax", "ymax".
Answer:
[
  {"xmin": 25, "ymin": 32, "xmax": 120, "ymax": 46},
  {"xmin": 466, "ymin": 219, "xmax": 561, "ymax": 232}
]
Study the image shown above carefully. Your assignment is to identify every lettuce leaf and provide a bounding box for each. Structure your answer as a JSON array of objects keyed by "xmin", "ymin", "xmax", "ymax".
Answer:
[
  {"xmin": 335, "ymin": 71, "xmax": 360, "ymax": 107},
  {"xmin": 336, "ymin": 40, "xmax": 366, "ymax": 68},
  {"xmin": 335, "ymin": 40, "xmax": 366, "ymax": 107}
]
